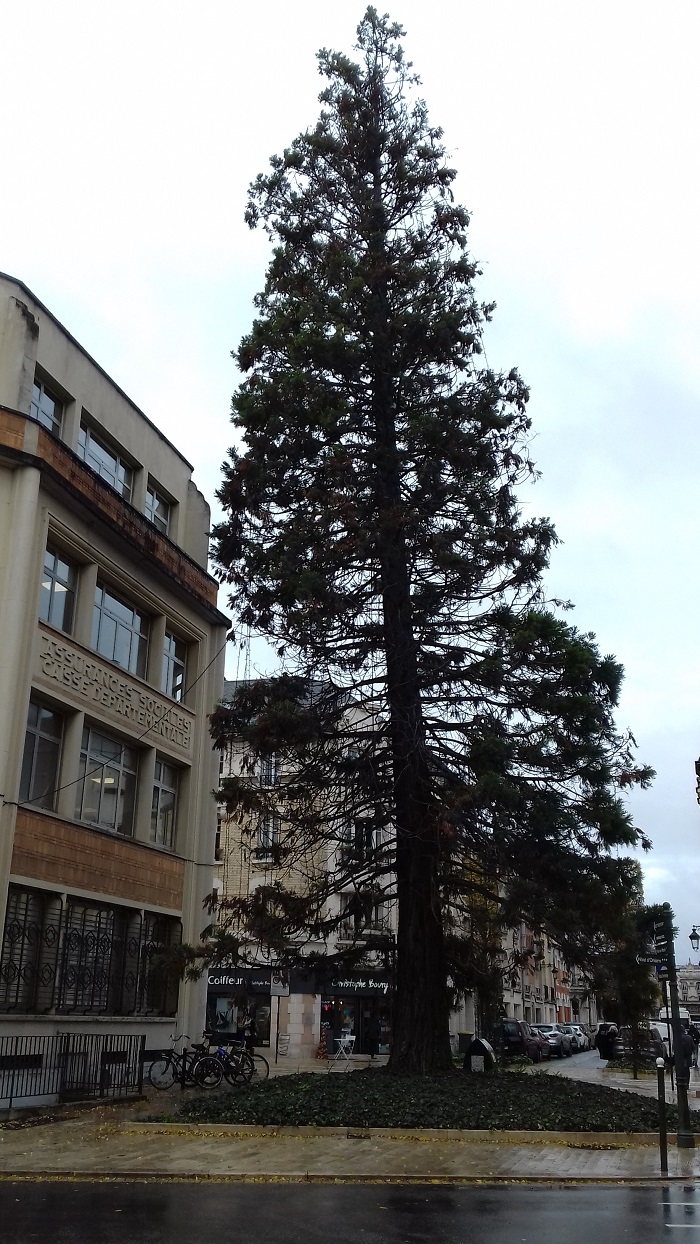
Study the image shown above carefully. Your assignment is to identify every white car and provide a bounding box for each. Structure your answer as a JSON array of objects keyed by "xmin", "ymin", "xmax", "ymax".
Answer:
[{"xmin": 571, "ymin": 1024, "xmax": 589, "ymax": 1051}]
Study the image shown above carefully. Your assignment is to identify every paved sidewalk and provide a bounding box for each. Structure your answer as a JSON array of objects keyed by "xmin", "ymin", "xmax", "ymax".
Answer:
[
  {"xmin": 540, "ymin": 1049, "xmax": 700, "ymax": 1108},
  {"xmin": 1, "ymin": 1100, "xmax": 699, "ymax": 1183}
]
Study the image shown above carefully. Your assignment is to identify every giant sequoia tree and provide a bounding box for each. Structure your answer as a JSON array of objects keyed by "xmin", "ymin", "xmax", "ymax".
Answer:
[{"xmin": 212, "ymin": 9, "xmax": 653, "ymax": 1073}]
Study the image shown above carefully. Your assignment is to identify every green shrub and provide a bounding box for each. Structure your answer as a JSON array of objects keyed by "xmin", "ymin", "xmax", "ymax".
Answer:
[{"xmin": 155, "ymin": 1067, "xmax": 694, "ymax": 1133}]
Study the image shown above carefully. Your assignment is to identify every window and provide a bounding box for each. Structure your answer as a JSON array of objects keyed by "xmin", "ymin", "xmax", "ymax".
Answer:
[
  {"xmin": 30, "ymin": 378, "xmax": 62, "ymax": 435},
  {"xmin": 151, "ymin": 758, "xmax": 178, "ymax": 849},
  {"xmin": 19, "ymin": 701, "xmax": 63, "ymax": 810},
  {"xmin": 161, "ymin": 631, "xmax": 186, "ymax": 701},
  {"xmin": 256, "ymin": 810, "xmax": 280, "ymax": 857},
  {"xmin": 0, "ymin": 884, "xmax": 181, "ymax": 1016},
  {"xmin": 339, "ymin": 893, "xmax": 387, "ymax": 939},
  {"xmin": 338, "ymin": 819, "xmax": 380, "ymax": 867},
  {"xmin": 92, "ymin": 583, "xmax": 149, "ymax": 677},
  {"xmin": 145, "ymin": 483, "xmax": 170, "ymax": 535},
  {"xmin": 77, "ymin": 422, "xmax": 133, "ymax": 501},
  {"xmin": 259, "ymin": 754, "xmax": 277, "ymax": 787},
  {"xmin": 39, "ymin": 547, "xmax": 77, "ymax": 633},
  {"xmin": 75, "ymin": 726, "xmax": 137, "ymax": 836}
]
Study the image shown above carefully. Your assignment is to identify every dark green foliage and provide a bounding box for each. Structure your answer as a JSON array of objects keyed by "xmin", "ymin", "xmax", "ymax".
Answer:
[
  {"xmin": 212, "ymin": 8, "xmax": 653, "ymax": 1072},
  {"xmin": 593, "ymin": 901, "xmax": 664, "ymax": 1050},
  {"xmin": 164, "ymin": 1069, "xmax": 688, "ymax": 1133}
]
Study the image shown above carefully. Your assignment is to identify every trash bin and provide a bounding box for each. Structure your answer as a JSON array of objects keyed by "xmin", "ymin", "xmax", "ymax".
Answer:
[{"xmin": 463, "ymin": 1036, "xmax": 496, "ymax": 1073}]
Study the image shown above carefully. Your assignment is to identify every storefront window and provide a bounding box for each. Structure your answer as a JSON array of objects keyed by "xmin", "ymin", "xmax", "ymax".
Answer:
[
  {"xmin": 321, "ymin": 995, "xmax": 392, "ymax": 1056},
  {"xmin": 207, "ymin": 990, "xmax": 272, "ymax": 1047}
]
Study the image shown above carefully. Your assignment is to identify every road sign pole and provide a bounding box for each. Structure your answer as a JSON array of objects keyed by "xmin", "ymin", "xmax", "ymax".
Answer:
[{"xmin": 663, "ymin": 902, "xmax": 694, "ymax": 1149}]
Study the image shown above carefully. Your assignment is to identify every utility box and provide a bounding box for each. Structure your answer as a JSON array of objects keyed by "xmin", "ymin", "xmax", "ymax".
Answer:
[{"xmin": 463, "ymin": 1036, "xmax": 496, "ymax": 1073}]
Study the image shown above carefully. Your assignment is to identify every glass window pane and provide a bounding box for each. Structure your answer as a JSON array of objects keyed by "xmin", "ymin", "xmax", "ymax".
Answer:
[
  {"xmin": 82, "ymin": 760, "xmax": 101, "ymax": 823},
  {"xmin": 19, "ymin": 732, "xmax": 37, "ymax": 803},
  {"xmin": 96, "ymin": 613, "xmax": 117, "ymax": 661},
  {"xmin": 135, "ymin": 633, "xmax": 148, "ymax": 678},
  {"xmin": 100, "ymin": 768, "xmax": 119, "ymax": 828},
  {"xmin": 118, "ymin": 770, "xmax": 136, "ymax": 836},
  {"xmin": 37, "ymin": 706, "xmax": 61, "ymax": 738},
  {"xmin": 32, "ymin": 738, "xmax": 60, "ymax": 809},
  {"xmin": 114, "ymin": 622, "xmax": 131, "ymax": 671}
]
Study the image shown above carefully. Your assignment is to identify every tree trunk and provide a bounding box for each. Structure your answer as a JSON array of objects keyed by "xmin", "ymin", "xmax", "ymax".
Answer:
[{"xmin": 364, "ymin": 92, "xmax": 453, "ymax": 1073}]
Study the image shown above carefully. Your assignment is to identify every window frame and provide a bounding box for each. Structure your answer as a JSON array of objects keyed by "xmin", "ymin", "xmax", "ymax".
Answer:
[
  {"xmin": 144, "ymin": 482, "xmax": 171, "ymax": 535},
  {"xmin": 150, "ymin": 757, "xmax": 179, "ymax": 850},
  {"xmin": 77, "ymin": 420, "xmax": 134, "ymax": 502},
  {"xmin": 255, "ymin": 809, "xmax": 281, "ymax": 858},
  {"xmin": 75, "ymin": 724, "xmax": 138, "ymax": 837},
  {"xmin": 30, "ymin": 377, "xmax": 63, "ymax": 435},
  {"xmin": 39, "ymin": 546, "xmax": 77, "ymax": 635},
  {"xmin": 161, "ymin": 630, "xmax": 187, "ymax": 702},
  {"xmin": 19, "ymin": 700, "xmax": 64, "ymax": 811},
  {"xmin": 92, "ymin": 581, "xmax": 149, "ymax": 678}
]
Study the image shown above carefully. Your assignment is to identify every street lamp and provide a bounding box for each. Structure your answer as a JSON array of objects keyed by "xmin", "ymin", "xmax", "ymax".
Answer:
[{"xmin": 689, "ymin": 927, "xmax": 700, "ymax": 954}]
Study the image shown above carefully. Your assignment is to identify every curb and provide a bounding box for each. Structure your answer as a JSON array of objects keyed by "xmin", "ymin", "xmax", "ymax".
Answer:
[
  {"xmin": 0, "ymin": 1171, "xmax": 697, "ymax": 1186},
  {"xmin": 119, "ymin": 1122, "xmax": 675, "ymax": 1148}
]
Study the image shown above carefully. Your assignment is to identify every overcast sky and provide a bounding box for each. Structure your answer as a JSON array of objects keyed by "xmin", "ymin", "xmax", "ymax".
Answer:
[{"xmin": 3, "ymin": 1, "xmax": 699, "ymax": 964}]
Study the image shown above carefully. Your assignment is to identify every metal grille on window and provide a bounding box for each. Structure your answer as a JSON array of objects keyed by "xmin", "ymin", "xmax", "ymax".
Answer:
[
  {"xmin": 0, "ymin": 885, "xmax": 182, "ymax": 1017},
  {"xmin": 0, "ymin": 887, "xmax": 63, "ymax": 1012}
]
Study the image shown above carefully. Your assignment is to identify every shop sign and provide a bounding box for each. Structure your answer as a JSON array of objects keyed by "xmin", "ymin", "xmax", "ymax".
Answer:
[
  {"xmin": 208, "ymin": 969, "xmax": 271, "ymax": 994},
  {"xmin": 325, "ymin": 974, "xmax": 391, "ymax": 997}
]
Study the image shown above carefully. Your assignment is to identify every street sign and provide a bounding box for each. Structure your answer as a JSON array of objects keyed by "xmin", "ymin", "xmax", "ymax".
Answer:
[{"xmin": 637, "ymin": 954, "xmax": 663, "ymax": 965}]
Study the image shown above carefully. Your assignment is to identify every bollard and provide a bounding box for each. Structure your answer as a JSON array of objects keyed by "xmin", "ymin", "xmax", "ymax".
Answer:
[{"xmin": 657, "ymin": 1056, "xmax": 668, "ymax": 1175}]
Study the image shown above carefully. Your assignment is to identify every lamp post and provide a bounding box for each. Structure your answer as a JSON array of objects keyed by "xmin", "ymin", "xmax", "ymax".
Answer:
[{"xmin": 660, "ymin": 903, "xmax": 694, "ymax": 1148}]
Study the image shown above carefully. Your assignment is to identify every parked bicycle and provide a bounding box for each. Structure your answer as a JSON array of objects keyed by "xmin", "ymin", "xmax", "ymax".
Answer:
[
  {"xmin": 209, "ymin": 1038, "xmax": 270, "ymax": 1085},
  {"xmin": 148, "ymin": 1035, "xmax": 223, "ymax": 1090}
]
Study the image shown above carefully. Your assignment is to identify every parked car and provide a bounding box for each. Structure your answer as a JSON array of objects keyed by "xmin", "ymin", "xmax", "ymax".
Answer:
[
  {"xmin": 535, "ymin": 1024, "xmax": 571, "ymax": 1058},
  {"xmin": 619, "ymin": 1025, "xmax": 665, "ymax": 1062},
  {"xmin": 571, "ymin": 1024, "xmax": 589, "ymax": 1051},
  {"xmin": 492, "ymin": 1020, "xmax": 551, "ymax": 1062},
  {"xmin": 557, "ymin": 1023, "xmax": 581, "ymax": 1052}
]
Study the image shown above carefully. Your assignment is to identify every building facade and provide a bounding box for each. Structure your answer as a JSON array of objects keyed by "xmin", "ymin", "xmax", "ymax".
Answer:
[{"xmin": 0, "ymin": 274, "xmax": 228, "ymax": 1052}]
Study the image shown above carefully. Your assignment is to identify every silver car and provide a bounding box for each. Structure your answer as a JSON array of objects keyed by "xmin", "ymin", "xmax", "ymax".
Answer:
[
  {"xmin": 557, "ymin": 1023, "xmax": 580, "ymax": 1052},
  {"xmin": 536, "ymin": 1024, "xmax": 571, "ymax": 1058}
]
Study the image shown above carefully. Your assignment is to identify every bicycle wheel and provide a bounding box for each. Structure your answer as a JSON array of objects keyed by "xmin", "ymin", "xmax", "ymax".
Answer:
[
  {"xmin": 223, "ymin": 1052, "xmax": 252, "ymax": 1085},
  {"xmin": 194, "ymin": 1054, "xmax": 223, "ymax": 1089},
  {"xmin": 250, "ymin": 1053, "xmax": 269, "ymax": 1080},
  {"xmin": 148, "ymin": 1055, "xmax": 177, "ymax": 1089}
]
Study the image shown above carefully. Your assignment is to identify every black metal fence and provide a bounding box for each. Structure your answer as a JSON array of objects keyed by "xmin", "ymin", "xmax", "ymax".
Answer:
[{"xmin": 0, "ymin": 1032, "xmax": 145, "ymax": 1110}]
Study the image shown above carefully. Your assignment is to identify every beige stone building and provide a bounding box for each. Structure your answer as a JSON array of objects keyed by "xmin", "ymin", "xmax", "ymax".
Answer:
[{"xmin": 0, "ymin": 273, "xmax": 228, "ymax": 1056}]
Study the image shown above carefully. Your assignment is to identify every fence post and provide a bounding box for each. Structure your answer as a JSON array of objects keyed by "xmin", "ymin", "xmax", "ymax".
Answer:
[
  {"xmin": 657, "ymin": 1056, "xmax": 668, "ymax": 1175},
  {"xmin": 138, "ymin": 1035, "xmax": 145, "ymax": 1094}
]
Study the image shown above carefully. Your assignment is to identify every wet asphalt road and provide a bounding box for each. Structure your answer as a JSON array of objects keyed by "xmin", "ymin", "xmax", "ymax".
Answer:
[{"xmin": 4, "ymin": 1183, "xmax": 700, "ymax": 1243}]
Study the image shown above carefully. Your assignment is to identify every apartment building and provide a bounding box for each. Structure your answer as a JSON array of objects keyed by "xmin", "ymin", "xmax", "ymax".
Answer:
[
  {"xmin": 0, "ymin": 274, "xmax": 228, "ymax": 1049},
  {"xmin": 212, "ymin": 680, "xmax": 396, "ymax": 1060}
]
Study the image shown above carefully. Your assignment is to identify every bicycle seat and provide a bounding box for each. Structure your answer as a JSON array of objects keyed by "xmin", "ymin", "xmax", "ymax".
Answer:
[{"xmin": 191, "ymin": 1042, "xmax": 207, "ymax": 1052}]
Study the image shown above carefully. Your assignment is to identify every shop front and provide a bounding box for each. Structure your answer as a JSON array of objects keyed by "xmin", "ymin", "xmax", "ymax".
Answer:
[
  {"xmin": 320, "ymin": 972, "xmax": 392, "ymax": 1057},
  {"xmin": 206, "ymin": 969, "xmax": 272, "ymax": 1047}
]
